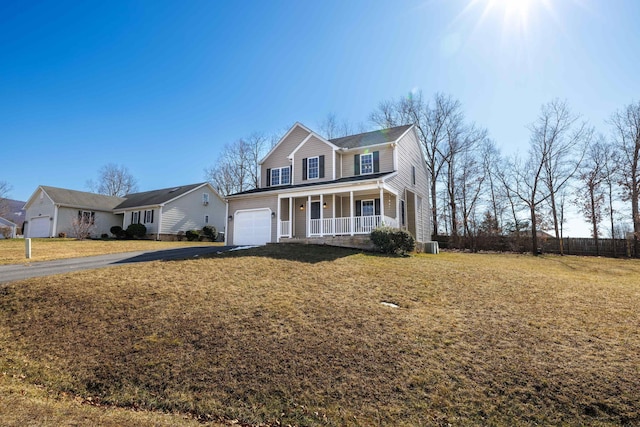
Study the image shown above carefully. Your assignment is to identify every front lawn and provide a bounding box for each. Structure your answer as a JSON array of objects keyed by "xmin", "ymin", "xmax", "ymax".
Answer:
[
  {"xmin": 0, "ymin": 245, "xmax": 638, "ymax": 426},
  {"xmin": 0, "ymin": 238, "xmax": 222, "ymax": 265}
]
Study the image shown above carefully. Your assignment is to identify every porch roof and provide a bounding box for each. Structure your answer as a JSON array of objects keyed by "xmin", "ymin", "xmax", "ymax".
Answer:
[{"xmin": 227, "ymin": 172, "xmax": 393, "ymax": 198}]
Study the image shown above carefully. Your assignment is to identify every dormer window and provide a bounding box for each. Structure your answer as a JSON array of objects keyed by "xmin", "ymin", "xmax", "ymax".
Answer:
[
  {"xmin": 354, "ymin": 151, "xmax": 380, "ymax": 175},
  {"xmin": 268, "ymin": 166, "xmax": 291, "ymax": 186}
]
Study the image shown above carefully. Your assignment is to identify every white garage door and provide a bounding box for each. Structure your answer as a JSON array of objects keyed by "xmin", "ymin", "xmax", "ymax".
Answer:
[
  {"xmin": 234, "ymin": 209, "xmax": 272, "ymax": 246},
  {"xmin": 28, "ymin": 216, "xmax": 50, "ymax": 238}
]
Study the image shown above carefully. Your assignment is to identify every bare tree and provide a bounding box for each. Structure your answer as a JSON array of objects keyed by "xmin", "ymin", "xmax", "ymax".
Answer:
[
  {"xmin": 532, "ymin": 99, "xmax": 590, "ymax": 255},
  {"xmin": 87, "ymin": 164, "xmax": 138, "ymax": 197},
  {"xmin": 0, "ymin": 180, "xmax": 11, "ymax": 217},
  {"xmin": 609, "ymin": 100, "xmax": 640, "ymax": 257},
  {"xmin": 70, "ymin": 211, "xmax": 95, "ymax": 240},
  {"xmin": 205, "ymin": 133, "xmax": 272, "ymax": 196},
  {"xmin": 481, "ymin": 139, "xmax": 506, "ymax": 232},
  {"xmin": 317, "ymin": 113, "xmax": 352, "ymax": 139},
  {"xmin": 574, "ymin": 137, "xmax": 608, "ymax": 253}
]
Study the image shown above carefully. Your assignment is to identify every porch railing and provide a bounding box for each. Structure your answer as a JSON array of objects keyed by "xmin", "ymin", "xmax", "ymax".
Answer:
[
  {"xmin": 279, "ymin": 220, "xmax": 291, "ymax": 237},
  {"xmin": 303, "ymin": 215, "xmax": 398, "ymax": 237}
]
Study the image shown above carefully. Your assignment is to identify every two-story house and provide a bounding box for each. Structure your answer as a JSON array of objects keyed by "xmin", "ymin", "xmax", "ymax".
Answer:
[{"xmin": 225, "ymin": 123, "xmax": 434, "ymax": 250}]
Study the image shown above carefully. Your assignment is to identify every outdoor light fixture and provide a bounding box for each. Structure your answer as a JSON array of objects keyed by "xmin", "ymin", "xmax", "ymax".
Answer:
[
  {"xmin": 228, "ymin": 215, "xmax": 233, "ymax": 221},
  {"xmin": 300, "ymin": 204, "xmax": 304, "ymax": 210},
  {"xmin": 271, "ymin": 212, "xmax": 276, "ymax": 218},
  {"xmin": 323, "ymin": 202, "xmax": 327, "ymax": 208}
]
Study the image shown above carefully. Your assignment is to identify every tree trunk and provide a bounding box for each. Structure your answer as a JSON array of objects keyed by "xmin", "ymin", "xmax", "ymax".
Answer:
[
  {"xmin": 549, "ymin": 191, "xmax": 564, "ymax": 255},
  {"xmin": 590, "ymin": 185, "xmax": 600, "ymax": 256},
  {"xmin": 431, "ymin": 176, "xmax": 438, "ymax": 236},
  {"xmin": 530, "ymin": 204, "xmax": 539, "ymax": 256}
]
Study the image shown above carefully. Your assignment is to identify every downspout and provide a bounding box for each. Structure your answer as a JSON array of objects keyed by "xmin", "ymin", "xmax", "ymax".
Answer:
[
  {"xmin": 52, "ymin": 204, "xmax": 59, "ymax": 237},
  {"xmin": 156, "ymin": 205, "xmax": 163, "ymax": 241}
]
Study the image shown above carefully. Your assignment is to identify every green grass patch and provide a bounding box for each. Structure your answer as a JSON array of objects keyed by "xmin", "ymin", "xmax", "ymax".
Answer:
[{"xmin": 0, "ymin": 246, "xmax": 638, "ymax": 426}]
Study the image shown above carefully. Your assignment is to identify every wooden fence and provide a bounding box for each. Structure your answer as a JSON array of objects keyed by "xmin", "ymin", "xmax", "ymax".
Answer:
[{"xmin": 435, "ymin": 235, "xmax": 638, "ymax": 258}]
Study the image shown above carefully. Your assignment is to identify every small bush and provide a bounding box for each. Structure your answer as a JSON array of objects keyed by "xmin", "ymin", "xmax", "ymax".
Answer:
[
  {"xmin": 370, "ymin": 226, "xmax": 415, "ymax": 256},
  {"xmin": 126, "ymin": 223, "xmax": 147, "ymax": 239},
  {"xmin": 110, "ymin": 226, "xmax": 123, "ymax": 238},
  {"xmin": 58, "ymin": 232, "xmax": 67, "ymax": 238},
  {"xmin": 202, "ymin": 225, "xmax": 218, "ymax": 241},
  {"xmin": 101, "ymin": 233, "xmax": 109, "ymax": 239},
  {"xmin": 185, "ymin": 230, "xmax": 200, "ymax": 241},
  {"xmin": 176, "ymin": 230, "xmax": 185, "ymax": 241}
]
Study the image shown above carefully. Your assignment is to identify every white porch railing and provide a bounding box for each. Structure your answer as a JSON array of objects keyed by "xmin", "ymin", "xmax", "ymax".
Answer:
[
  {"xmin": 302, "ymin": 215, "xmax": 398, "ymax": 237},
  {"xmin": 279, "ymin": 220, "xmax": 291, "ymax": 237}
]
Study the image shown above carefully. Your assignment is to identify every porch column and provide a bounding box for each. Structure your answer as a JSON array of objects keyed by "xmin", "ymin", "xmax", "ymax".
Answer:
[
  {"xmin": 307, "ymin": 195, "xmax": 311, "ymax": 237},
  {"xmin": 319, "ymin": 194, "xmax": 324, "ymax": 237},
  {"xmin": 289, "ymin": 196, "xmax": 293, "ymax": 237},
  {"xmin": 350, "ymin": 191, "xmax": 354, "ymax": 236},
  {"xmin": 332, "ymin": 194, "xmax": 336, "ymax": 235},
  {"xmin": 379, "ymin": 187, "xmax": 385, "ymax": 225},
  {"xmin": 277, "ymin": 196, "xmax": 281, "ymax": 240}
]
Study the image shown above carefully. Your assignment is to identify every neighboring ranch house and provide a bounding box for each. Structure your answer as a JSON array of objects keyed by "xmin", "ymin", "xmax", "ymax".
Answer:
[
  {"xmin": 24, "ymin": 183, "xmax": 225, "ymax": 239},
  {"xmin": 225, "ymin": 122, "xmax": 434, "ymax": 250},
  {"xmin": 24, "ymin": 186, "xmax": 125, "ymax": 239}
]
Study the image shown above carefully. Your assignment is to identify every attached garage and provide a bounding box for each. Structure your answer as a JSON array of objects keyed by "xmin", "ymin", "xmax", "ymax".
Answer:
[
  {"xmin": 233, "ymin": 208, "xmax": 272, "ymax": 246},
  {"xmin": 28, "ymin": 216, "xmax": 50, "ymax": 238}
]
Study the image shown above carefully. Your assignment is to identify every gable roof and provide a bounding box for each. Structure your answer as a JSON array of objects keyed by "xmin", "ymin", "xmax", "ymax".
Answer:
[
  {"xmin": 37, "ymin": 186, "xmax": 125, "ymax": 211},
  {"xmin": 114, "ymin": 182, "xmax": 209, "ymax": 210},
  {"xmin": 329, "ymin": 124, "xmax": 413, "ymax": 149}
]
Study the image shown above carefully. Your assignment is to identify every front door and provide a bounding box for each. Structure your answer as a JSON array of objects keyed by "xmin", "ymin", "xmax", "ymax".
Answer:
[{"xmin": 310, "ymin": 201, "xmax": 321, "ymax": 220}]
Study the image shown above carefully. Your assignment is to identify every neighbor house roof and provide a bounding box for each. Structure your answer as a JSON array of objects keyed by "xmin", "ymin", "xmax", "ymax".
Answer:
[
  {"xmin": 114, "ymin": 183, "xmax": 208, "ymax": 209},
  {"xmin": 329, "ymin": 124, "xmax": 413, "ymax": 149},
  {"xmin": 40, "ymin": 186, "xmax": 126, "ymax": 211},
  {"xmin": 228, "ymin": 172, "xmax": 393, "ymax": 197},
  {"xmin": 0, "ymin": 217, "xmax": 17, "ymax": 228}
]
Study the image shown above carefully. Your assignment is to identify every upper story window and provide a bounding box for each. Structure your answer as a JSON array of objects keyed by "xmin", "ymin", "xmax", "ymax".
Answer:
[
  {"xmin": 302, "ymin": 155, "xmax": 325, "ymax": 181},
  {"xmin": 269, "ymin": 166, "xmax": 291, "ymax": 186},
  {"xmin": 361, "ymin": 153, "xmax": 373, "ymax": 175},
  {"xmin": 308, "ymin": 156, "xmax": 319, "ymax": 179},
  {"xmin": 203, "ymin": 193, "xmax": 209, "ymax": 204},
  {"xmin": 354, "ymin": 151, "xmax": 379, "ymax": 175},
  {"xmin": 412, "ymin": 166, "xmax": 416, "ymax": 185}
]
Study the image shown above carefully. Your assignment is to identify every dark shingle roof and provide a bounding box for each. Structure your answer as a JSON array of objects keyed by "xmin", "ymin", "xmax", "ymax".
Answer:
[
  {"xmin": 228, "ymin": 172, "xmax": 393, "ymax": 197},
  {"xmin": 114, "ymin": 183, "xmax": 206, "ymax": 209},
  {"xmin": 329, "ymin": 124, "xmax": 412, "ymax": 149},
  {"xmin": 41, "ymin": 186, "xmax": 125, "ymax": 211}
]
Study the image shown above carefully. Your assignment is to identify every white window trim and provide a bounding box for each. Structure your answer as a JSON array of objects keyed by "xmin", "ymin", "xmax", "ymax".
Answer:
[
  {"xmin": 360, "ymin": 153, "xmax": 373, "ymax": 175},
  {"xmin": 361, "ymin": 199, "xmax": 375, "ymax": 216},
  {"xmin": 307, "ymin": 156, "xmax": 319, "ymax": 180},
  {"xmin": 203, "ymin": 193, "xmax": 209, "ymax": 203},
  {"xmin": 271, "ymin": 166, "xmax": 291, "ymax": 186}
]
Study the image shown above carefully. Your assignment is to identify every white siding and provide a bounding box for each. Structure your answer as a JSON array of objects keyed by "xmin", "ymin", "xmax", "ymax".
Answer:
[
  {"xmin": 122, "ymin": 208, "xmax": 160, "ymax": 235},
  {"xmin": 161, "ymin": 186, "xmax": 226, "ymax": 236},
  {"xmin": 291, "ymin": 136, "xmax": 335, "ymax": 184},
  {"xmin": 261, "ymin": 126, "xmax": 310, "ymax": 188},
  {"xmin": 24, "ymin": 189, "xmax": 55, "ymax": 237},
  {"xmin": 58, "ymin": 207, "xmax": 122, "ymax": 238}
]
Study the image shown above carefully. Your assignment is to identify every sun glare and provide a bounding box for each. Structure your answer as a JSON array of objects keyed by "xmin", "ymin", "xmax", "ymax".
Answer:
[{"xmin": 461, "ymin": 0, "xmax": 555, "ymax": 37}]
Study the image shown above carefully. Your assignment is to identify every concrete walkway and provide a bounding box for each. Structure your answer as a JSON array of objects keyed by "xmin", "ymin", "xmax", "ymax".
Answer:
[{"xmin": 0, "ymin": 246, "xmax": 236, "ymax": 284}]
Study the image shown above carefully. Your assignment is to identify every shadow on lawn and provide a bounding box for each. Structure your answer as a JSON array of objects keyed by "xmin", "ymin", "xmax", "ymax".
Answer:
[
  {"xmin": 216, "ymin": 243, "xmax": 363, "ymax": 264},
  {"xmin": 112, "ymin": 246, "xmax": 230, "ymax": 264}
]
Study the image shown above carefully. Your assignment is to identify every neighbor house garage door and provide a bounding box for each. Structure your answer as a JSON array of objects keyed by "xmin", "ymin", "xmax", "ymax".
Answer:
[
  {"xmin": 28, "ymin": 216, "xmax": 50, "ymax": 238},
  {"xmin": 233, "ymin": 209, "xmax": 271, "ymax": 246}
]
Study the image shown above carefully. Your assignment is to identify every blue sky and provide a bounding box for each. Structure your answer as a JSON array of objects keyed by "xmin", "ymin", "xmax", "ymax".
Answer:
[{"xmin": 1, "ymin": 0, "xmax": 639, "ymax": 235}]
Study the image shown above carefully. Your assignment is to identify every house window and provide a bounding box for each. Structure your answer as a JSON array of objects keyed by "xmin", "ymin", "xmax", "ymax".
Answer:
[
  {"xmin": 361, "ymin": 153, "xmax": 373, "ymax": 175},
  {"xmin": 412, "ymin": 166, "xmax": 416, "ymax": 185},
  {"xmin": 307, "ymin": 156, "xmax": 319, "ymax": 179},
  {"xmin": 270, "ymin": 167, "xmax": 291, "ymax": 186},
  {"xmin": 203, "ymin": 193, "xmax": 209, "ymax": 204},
  {"xmin": 132, "ymin": 211, "xmax": 139, "ymax": 224},
  {"xmin": 362, "ymin": 200, "xmax": 375, "ymax": 217},
  {"xmin": 78, "ymin": 210, "xmax": 95, "ymax": 224},
  {"xmin": 400, "ymin": 200, "xmax": 406, "ymax": 227},
  {"xmin": 143, "ymin": 210, "xmax": 154, "ymax": 224},
  {"xmin": 205, "ymin": 215, "xmax": 209, "ymax": 224}
]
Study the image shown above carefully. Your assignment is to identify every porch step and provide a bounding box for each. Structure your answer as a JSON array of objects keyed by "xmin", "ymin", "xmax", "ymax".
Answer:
[{"xmin": 281, "ymin": 235, "xmax": 376, "ymax": 251}]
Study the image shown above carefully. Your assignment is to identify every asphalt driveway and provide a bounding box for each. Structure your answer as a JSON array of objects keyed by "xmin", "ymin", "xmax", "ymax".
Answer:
[{"xmin": 0, "ymin": 245, "xmax": 236, "ymax": 284}]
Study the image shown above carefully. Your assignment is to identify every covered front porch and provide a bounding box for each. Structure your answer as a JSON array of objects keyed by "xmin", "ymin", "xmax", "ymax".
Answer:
[{"xmin": 277, "ymin": 184, "xmax": 405, "ymax": 240}]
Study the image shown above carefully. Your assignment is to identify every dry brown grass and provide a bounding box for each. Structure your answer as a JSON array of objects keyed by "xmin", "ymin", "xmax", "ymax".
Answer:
[
  {"xmin": 0, "ymin": 238, "xmax": 221, "ymax": 264},
  {"xmin": 0, "ymin": 245, "xmax": 638, "ymax": 426}
]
